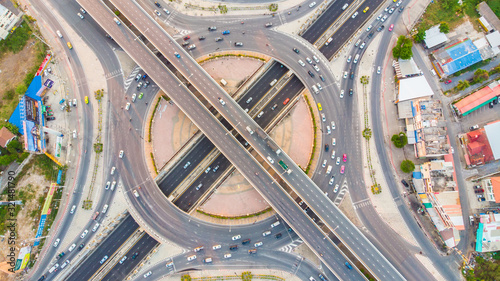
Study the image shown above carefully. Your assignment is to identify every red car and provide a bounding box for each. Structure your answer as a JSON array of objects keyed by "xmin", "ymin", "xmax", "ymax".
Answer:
[
  {"xmin": 444, "ymin": 80, "xmax": 452, "ymax": 84},
  {"xmin": 183, "ymin": 36, "xmax": 191, "ymax": 40},
  {"xmin": 283, "ymin": 98, "xmax": 290, "ymax": 105},
  {"xmin": 342, "ymin": 154, "xmax": 347, "ymax": 162},
  {"xmin": 340, "ymin": 165, "xmax": 345, "ymax": 174},
  {"xmin": 388, "ymin": 24, "xmax": 394, "ymax": 32}
]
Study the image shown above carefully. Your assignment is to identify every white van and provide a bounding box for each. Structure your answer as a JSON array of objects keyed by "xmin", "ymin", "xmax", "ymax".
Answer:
[
  {"xmin": 271, "ymin": 221, "xmax": 280, "ymax": 228},
  {"xmin": 270, "ymin": 79, "xmax": 277, "ymax": 87},
  {"xmin": 353, "ymin": 54, "xmax": 360, "ymax": 64},
  {"xmin": 311, "ymin": 85, "xmax": 319, "ymax": 94}
]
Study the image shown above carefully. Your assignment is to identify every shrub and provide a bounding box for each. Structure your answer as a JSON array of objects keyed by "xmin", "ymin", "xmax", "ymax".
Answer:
[
  {"xmin": 439, "ymin": 22, "xmax": 450, "ymax": 33},
  {"xmin": 400, "ymin": 160, "xmax": 415, "ymax": 173},
  {"xmin": 391, "ymin": 132, "xmax": 407, "ymax": 148}
]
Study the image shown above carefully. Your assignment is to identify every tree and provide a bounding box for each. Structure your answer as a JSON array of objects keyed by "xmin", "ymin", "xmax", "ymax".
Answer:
[
  {"xmin": 414, "ymin": 28, "xmax": 426, "ymax": 43},
  {"xmin": 400, "ymin": 160, "xmax": 415, "ymax": 173},
  {"xmin": 439, "ymin": 22, "xmax": 450, "ymax": 34},
  {"xmin": 15, "ymin": 84, "xmax": 27, "ymax": 95},
  {"xmin": 473, "ymin": 69, "xmax": 489, "ymax": 84},
  {"xmin": 392, "ymin": 36, "xmax": 413, "ymax": 60},
  {"xmin": 456, "ymin": 80, "xmax": 470, "ymax": 91},
  {"xmin": 391, "ymin": 132, "xmax": 408, "ymax": 148}
]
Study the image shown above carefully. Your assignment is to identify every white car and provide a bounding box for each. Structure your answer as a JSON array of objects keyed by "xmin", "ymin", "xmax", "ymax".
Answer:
[
  {"xmin": 352, "ymin": 11, "xmax": 358, "ymax": 18},
  {"xmin": 377, "ymin": 66, "xmax": 381, "ymax": 74},
  {"xmin": 343, "ymin": 72, "xmax": 348, "ymax": 79},
  {"xmin": 213, "ymin": 244, "xmax": 222, "ymax": 250},
  {"xmin": 329, "ymin": 176, "xmax": 334, "ymax": 185},
  {"xmin": 132, "ymin": 93, "xmax": 136, "ymax": 102},
  {"xmin": 321, "ymin": 113, "xmax": 326, "ymax": 122},
  {"xmin": 102, "ymin": 204, "xmax": 109, "ymax": 214},
  {"xmin": 313, "ymin": 55, "xmax": 319, "ymax": 63},
  {"xmin": 342, "ymin": 3, "xmax": 348, "ymax": 10},
  {"xmin": 340, "ymin": 90, "xmax": 344, "ymax": 99},
  {"xmin": 254, "ymin": 242, "xmax": 263, "ymax": 247},
  {"xmin": 68, "ymin": 243, "xmax": 76, "ymax": 252},
  {"xmin": 298, "ymin": 60, "xmax": 305, "ymax": 67},
  {"xmin": 331, "ymin": 150, "xmax": 336, "ymax": 159},
  {"xmin": 336, "ymin": 157, "xmax": 341, "ymax": 165},
  {"xmin": 322, "ymin": 160, "xmax": 327, "ymax": 168},
  {"xmin": 326, "ymin": 126, "xmax": 331, "ymax": 135},
  {"xmin": 110, "ymin": 181, "xmax": 116, "ymax": 191},
  {"xmin": 331, "ymin": 121, "xmax": 335, "ymax": 130},
  {"xmin": 219, "ymin": 98, "xmax": 226, "ymax": 106},
  {"xmin": 105, "ymin": 181, "xmax": 110, "ymax": 190},
  {"xmin": 316, "ymin": 83, "xmax": 323, "ymax": 91},
  {"xmin": 347, "ymin": 55, "xmax": 351, "ymax": 63},
  {"xmin": 366, "ymin": 25, "xmax": 372, "ymax": 32},
  {"xmin": 144, "ymin": 271, "xmax": 152, "ymax": 278},
  {"xmin": 313, "ymin": 65, "xmax": 320, "ymax": 72},
  {"xmin": 119, "ymin": 256, "xmax": 127, "ymax": 264},
  {"xmin": 92, "ymin": 222, "xmax": 100, "ymax": 232},
  {"xmin": 325, "ymin": 37, "xmax": 333, "ymax": 45},
  {"xmin": 309, "ymin": 2, "xmax": 316, "ymax": 8},
  {"xmin": 77, "ymin": 13, "xmax": 84, "ymax": 19},
  {"xmin": 100, "ymin": 255, "xmax": 108, "ymax": 264},
  {"xmin": 224, "ymin": 253, "xmax": 232, "ymax": 259},
  {"xmin": 266, "ymin": 156, "xmax": 275, "ymax": 164},
  {"xmin": 187, "ymin": 255, "xmax": 197, "ymax": 261},
  {"xmin": 73, "ymin": 99, "xmax": 77, "ymax": 106},
  {"xmin": 396, "ymin": 0, "xmax": 402, "ymax": 7},
  {"xmin": 70, "ymin": 205, "xmax": 76, "ymax": 214},
  {"xmin": 110, "ymin": 167, "xmax": 116, "ymax": 175},
  {"xmin": 359, "ymin": 42, "xmax": 366, "ymax": 49},
  {"xmin": 163, "ymin": 8, "xmax": 171, "ymax": 14},
  {"xmin": 60, "ymin": 259, "xmax": 70, "ymax": 269},
  {"xmin": 73, "ymin": 130, "xmax": 77, "ymax": 139},
  {"xmin": 306, "ymin": 57, "xmax": 313, "ymax": 64},
  {"xmin": 125, "ymin": 102, "xmax": 131, "ymax": 110},
  {"xmin": 133, "ymin": 190, "xmax": 139, "ymax": 197},
  {"xmin": 257, "ymin": 111, "xmax": 264, "ymax": 118},
  {"xmin": 334, "ymin": 184, "xmax": 339, "ymax": 193},
  {"xmin": 376, "ymin": 14, "xmax": 383, "ymax": 20},
  {"xmin": 262, "ymin": 230, "xmax": 271, "ymax": 236},
  {"xmin": 80, "ymin": 229, "xmax": 88, "ymax": 239},
  {"xmin": 53, "ymin": 238, "xmax": 60, "ymax": 247},
  {"xmin": 381, "ymin": 15, "xmax": 388, "ymax": 22},
  {"xmin": 154, "ymin": 10, "xmax": 161, "ymax": 16},
  {"xmin": 119, "ymin": 150, "xmax": 124, "ymax": 158},
  {"xmin": 388, "ymin": 7, "xmax": 395, "ymax": 14},
  {"xmin": 332, "ymin": 138, "xmax": 336, "ymax": 146},
  {"xmin": 232, "ymin": 235, "xmax": 241, "ymax": 240}
]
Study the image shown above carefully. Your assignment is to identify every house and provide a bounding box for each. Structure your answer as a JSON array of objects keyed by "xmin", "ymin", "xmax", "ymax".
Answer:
[{"xmin": 0, "ymin": 127, "xmax": 16, "ymax": 148}]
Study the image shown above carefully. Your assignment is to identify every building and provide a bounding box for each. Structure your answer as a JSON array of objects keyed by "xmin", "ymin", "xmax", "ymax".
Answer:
[
  {"xmin": 393, "ymin": 58, "xmax": 421, "ymax": 79},
  {"xmin": 424, "ymin": 25, "xmax": 448, "ymax": 49},
  {"xmin": 413, "ymin": 156, "xmax": 463, "ymax": 248},
  {"xmin": 0, "ymin": 127, "xmax": 15, "ymax": 148},
  {"xmin": 486, "ymin": 31, "xmax": 500, "ymax": 56},
  {"xmin": 478, "ymin": 176, "xmax": 500, "ymax": 203},
  {"xmin": 475, "ymin": 212, "xmax": 500, "ymax": 253},
  {"xmin": 453, "ymin": 81, "xmax": 500, "ymax": 116},
  {"xmin": 460, "ymin": 120, "xmax": 500, "ymax": 167},
  {"xmin": 397, "ymin": 75, "xmax": 434, "ymax": 102},
  {"xmin": 431, "ymin": 39, "xmax": 484, "ymax": 77},
  {"xmin": 477, "ymin": 2, "xmax": 500, "ymax": 32},
  {"xmin": 0, "ymin": 2, "xmax": 22, "ymax": 40}
]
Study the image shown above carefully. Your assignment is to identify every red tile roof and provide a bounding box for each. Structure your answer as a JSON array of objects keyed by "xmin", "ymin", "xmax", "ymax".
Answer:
[{"xmin": 455, "ymin": 83, "xmax": 500, "ymax": 115}]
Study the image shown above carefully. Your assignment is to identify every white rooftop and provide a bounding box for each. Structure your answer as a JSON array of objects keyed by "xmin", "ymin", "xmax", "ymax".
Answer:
[
  {"xmin": 424, "ymin": 25, "xmax": 448, "ymax": 49},
  {"xmin": 486, "ymin": 31, "xmax": 500, "ymax": 48},
  {"xmin": 398, "ymin": 76, "xmax": 434, "ymax": 102},
  {"xmin": 484, "ymin": 121, "xmax": 500, "ymax": 160}
]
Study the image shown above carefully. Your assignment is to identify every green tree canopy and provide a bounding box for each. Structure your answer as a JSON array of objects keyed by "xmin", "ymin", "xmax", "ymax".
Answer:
[
  {"xmin": 392, "ymin": 36, "xmax": 413, "ymax": 60},
  {"xmin": 414, "ymin": 28, "xmax": 426, "ymax": 43},
  {"xmin": 439, "ymin": 22, "xmax": 450, "ymax": 33},
  {"xmin": 456, "ymin": 80, "xmax": 470, "ymax": 91},
  {"xmin": 473, "ymin": 68, "xmax": 489, "ymax": 84},
  {"xmin": 391, "ymin": 132, "xmax": 408, "ymax": 148},
  {"xmin": 400, "ymin": 160, "xmax": 415, "ymax": 173}
]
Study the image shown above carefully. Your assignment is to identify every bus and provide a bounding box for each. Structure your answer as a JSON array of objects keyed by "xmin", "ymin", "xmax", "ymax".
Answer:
[{"xmin": 67, "ymin": 42, "xmax": 73, "ymax": 49}]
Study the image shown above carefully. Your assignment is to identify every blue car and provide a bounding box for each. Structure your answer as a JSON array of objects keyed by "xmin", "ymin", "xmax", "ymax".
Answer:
[
  {"xmin": 345, "ymin": 262, "xmax": 352, "ymax": 269},
  {"xmin": 59, "ymin": 99, "xmax": 65, "ymax": 105},
  {"xmin": 222, "ymin": 30, "xmax": 230, "ymax": 35},
  {"xmin": 174, "ymin": 52, "xmax": 181, "ymax": 58}
]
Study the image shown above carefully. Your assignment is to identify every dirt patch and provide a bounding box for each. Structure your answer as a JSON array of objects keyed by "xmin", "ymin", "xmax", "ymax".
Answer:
[
  {"xmin": 0, "ymin": 171, "xmax": 51, "ymax": 279},
  {"xmin": 338, "ymin": 192, "xmax": 362, "ymax": 228},
  {"xmin": 0, "ymin": 38, "xmax": 40, "ymax": 97}
]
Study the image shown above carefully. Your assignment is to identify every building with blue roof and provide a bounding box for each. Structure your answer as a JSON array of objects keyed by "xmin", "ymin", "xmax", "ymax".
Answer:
[{"xmin": 432, "ymin": 39, "xmax": 485, "ymax": 77}]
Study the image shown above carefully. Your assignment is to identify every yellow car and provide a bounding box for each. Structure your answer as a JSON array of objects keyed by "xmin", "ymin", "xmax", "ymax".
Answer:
[
  {"xmin": 363, "ymin": 6, "xmax": 369, "ymax": 13},
  {"xmin": 317, "ymin": 103, "xmax": 322, "ymax": 111},
  {"xmin": 67, "ymin": 42, "xmax": 73, "ymax": 49},
  {"xmin": 85, "ymin": 96, "xmax": 89, "ymax": 104}
]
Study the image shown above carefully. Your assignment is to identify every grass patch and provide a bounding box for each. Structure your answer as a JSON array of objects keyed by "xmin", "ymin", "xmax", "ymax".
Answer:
[
  {"xmin": 196, "ymin": 207, "xmax": 272, "ymax": 219},
  {"xmin": 148, "ymin": 97, "xmax": 162, "ymax": 142},
  {"xmin": 303, "ymin": 95, "xmax": 317, "ymax": 175},
  {"xmin": 198, "ymin": 53, "xmax": 265, "ymax": 65},
  {"xmin": 417, "ymin": 0, "xmax": 464, "ymax": 31},
  {"xmin": 150, "ymin": 152, "xmax": 158, "ymax": 174}
]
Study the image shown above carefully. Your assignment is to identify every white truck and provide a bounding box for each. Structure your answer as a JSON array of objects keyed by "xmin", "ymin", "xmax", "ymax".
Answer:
[{"xmin": 326, "ymin": 165, "xmax": 333, "ymax": 174}]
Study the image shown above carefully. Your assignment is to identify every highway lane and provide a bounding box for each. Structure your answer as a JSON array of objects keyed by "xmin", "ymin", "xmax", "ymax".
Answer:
[
  {"xmin": 103, "ymin": 233, "xmax": 159, "ymax": 281},
  {"xmin": 64, "ymin": 215, "xmax": 139, "ymax": 281},
  {"xmin": 78, "ymin": 1, "xmax": 367, "ymax": 279},
  {"xmin": 102, "ymin": 0, "xmax": 403, "ymax": 279}
]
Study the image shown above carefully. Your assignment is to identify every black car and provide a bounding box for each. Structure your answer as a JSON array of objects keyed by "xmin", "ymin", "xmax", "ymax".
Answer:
[
  {"xmin": 399, "ymin": 6, "xmax": 404, "ymax": 12},
  {"xmin": 319, "ymin": 75, "xmax": 325, "ymax": 82},
  {"xmin": 242, "ymin": 239, "xmax": 251, "ymax": 245},
  {"xmin": 367, "ymin": 32, "xmax": 374, "ymax": 39},
  {"xmin": 38, "ymin": 275, "xmax": 46, "ymax": 281},
  {"xmin": 275, "ymin": 233, "xmax": 282, "ymax": 239},
  {"xmin": 229, "ymin": 245, "xmax": 238, "ymax": 250},
  {"xmin": 350, "ymin": 72, "xmax": 354, "ymax": 79},
  {"xmin": 489, "ymin": 102, "xmax": 494, "ymax": 108},
  {"xmin": 143, "ymin": 80, "xmax": 150, "ymax": 88},
  {"xmin": 131, "ymin": 252, "xmax": 139, "ymax": 259},
  {"xmin": 377, "ymin": 25, "xmax": 385, "ymax": 32},
  {"xmin": 154, "ymin": 1, "xmax": 161, "ymax": 7},
  {"xmin": 47, "ymin": 117, "xmax": 55, "ymax": 121},
  {"xmin": 293, "ymin": 47, "xmax": 300, "ymax": 54},
  {"xmin": 198, "ymin": 36, "xmax": 205, "ymax": 40},
  {"xmin": 401, "ymin": 179, "xmax": 409, "ymax": 188},
  {"xmin": 308, "ymin": 70, "xmax": 315, "ymax": 78},
  {"xmin": 78, "ymin": 243, "xmax": 85, "ymax": 251},
  {"xmin": 325, "ymin": 144, "xmax": 329, "ymax": 151},
  {"xmin": 349, "ymin": 89, "xmax": 353, "ymax": 96}
]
